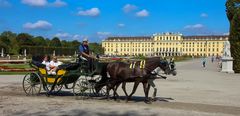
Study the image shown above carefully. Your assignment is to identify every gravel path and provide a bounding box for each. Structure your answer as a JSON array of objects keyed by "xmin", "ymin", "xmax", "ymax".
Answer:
[{"xmin": 0, "ymin": 58, "xmax": 240, "ymax": 116}]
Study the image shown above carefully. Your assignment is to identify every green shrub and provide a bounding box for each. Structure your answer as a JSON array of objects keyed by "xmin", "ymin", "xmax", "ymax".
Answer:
[{"xmin": 231, "ymin": 40, "xmax": 240, "ymax": 73}]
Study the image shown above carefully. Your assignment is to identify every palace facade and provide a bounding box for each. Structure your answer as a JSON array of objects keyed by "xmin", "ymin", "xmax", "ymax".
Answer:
[{"xmin": 102, "ymin": 33, "xmax": 228, "ymax": 57}]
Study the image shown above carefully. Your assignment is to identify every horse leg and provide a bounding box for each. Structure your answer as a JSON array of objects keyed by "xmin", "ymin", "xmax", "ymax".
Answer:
[
  {"xmin": 121, "ymin": 82, "xmax": 128, "ymax": 97},
  {"xmin": 127, "ymin": 81, "xmax": 140, "ymax": 102},
  {"xmin": 113, "ymin": 83, "xmax": 121, "ymax": 101},
  {"xmin": 143, "ymin": 82, "xmax": 151, "ymax": 103},
  {"xmin": 106, "ymin": 83, "xmax": 112, "ymax": 101},
  {"xmin": 148, "ymin": 79, "xmax": 157, "ymax": 101}
]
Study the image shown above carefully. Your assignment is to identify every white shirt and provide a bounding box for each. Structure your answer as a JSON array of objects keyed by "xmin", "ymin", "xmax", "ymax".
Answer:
[
  {"xmin": 42, "ymin": 61, "xmax": 50, "ymax": 70},
  {"xmin": 50, "ymin": 61, "xmax": 63, "ymax": 67}
]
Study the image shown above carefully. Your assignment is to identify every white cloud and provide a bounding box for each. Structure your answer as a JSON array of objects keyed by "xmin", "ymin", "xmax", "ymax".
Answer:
[
  {"xmin": 200, "ymin": 13, "xmax": 208, "ymax": 18},
  {"xmin": 97, "ymin": 32, "xmax": 111, "ymax": 36},
  {"xmin": 223, "ymin": 32, "xmax": 229, "ymax": 35},
  {"xmin": 184, "ymin": 24, "xmax": 204, "ymax": 29},
  {"xmin": 77, "ymin": 8, "xmax": 100, "ymax": 17},
  {"xmin": 21, "ymin": 0, "xmax": 67, "ymax": 7},
  {"xmin": 54, "ymin": 33, "xmax": 86, "ymax": 40},
  {"xmin": 51, "ymin": 0, "xmax": 67, "ymax": 7},
  {"xmin": 72, "ymin": 34, "xmax": 86, "ymax": 40},
  {"xmin": 21, "ymin": 0, "xmax": 47, "ymax": 6},
  {"xmin": 0, "ymin": 0, "xmax": 11, "ymax": 7},
  {"xmin": 123, "ymin": 4, "xmax": 137, "ymax": 13},
  {"xmin": 55, "ymin": 32, "xmax": 71, "ymax": 39},
  {"xmin": 118, "ymin": 23, "xmax": 125, "ymax": 28},
  {"xmin": 96, "ymin": 32, "xmax": 111, "ymax": 39},
  {"xmin": 136, "ymin": 9, "xmax": 149, "ymax": 17},
  {"xmin": 23, "ymin": 20, "xmax": 52, "ymax": 30}
]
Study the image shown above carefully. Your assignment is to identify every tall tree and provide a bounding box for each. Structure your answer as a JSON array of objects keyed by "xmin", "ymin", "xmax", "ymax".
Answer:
[
  {"xmin": 32, "ymin": 36, "xmax": 47, "ymax": 46},
  {"xmin": 0, "ymin": 35, "xmax": 11, "ymax": 45},
  {"xmin": 71, "ymin": 40, "xmax": 81, "ymax": 48},
  {"xmin": 89, "ymin": 43, "xmax": 104, "ymax": 54},
  {"xmin": 16, "ymin": 33, "xmax": 34, "ymax": 46},
  {"xmin": 0, "ymin": 31, "xmax": 18, "ymax": 54},
  {"xmin": 61, "ymin": 40, "xmax": 70, "ymax": 47},
  {"xmin": 50, "ymin": 37, "xmax": 62, "ymax": 47},
  {"xmin": 226, "ymin": 0, "xmax": 240, "ymax": 73}
]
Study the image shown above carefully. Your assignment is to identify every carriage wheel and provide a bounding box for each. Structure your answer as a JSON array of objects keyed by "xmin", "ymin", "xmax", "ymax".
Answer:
[
  {"xmin": 45, "ymin": 84, "xmax": 63, "ymax": 94},
  {"xmin": 22, "ymin": 73, "xmax": 42, "ymax": 96},
  {"xmin": 73, "ymin": 77, "xmax": 93, "ymax": 99},
  {"xmin": 95, "ymin": 86, "xmax": 107, "ymax": 97}
]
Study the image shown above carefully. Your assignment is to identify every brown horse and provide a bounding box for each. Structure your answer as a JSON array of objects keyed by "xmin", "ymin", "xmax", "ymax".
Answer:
[{"xmin": 95, "ymin": 57, "xmax": 176, "ymax": 102}]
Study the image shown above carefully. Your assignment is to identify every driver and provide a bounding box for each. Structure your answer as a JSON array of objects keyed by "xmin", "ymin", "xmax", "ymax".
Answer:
[{"xmin": 79, "ymin": 38, "xmax": 96, "ymax": 73}]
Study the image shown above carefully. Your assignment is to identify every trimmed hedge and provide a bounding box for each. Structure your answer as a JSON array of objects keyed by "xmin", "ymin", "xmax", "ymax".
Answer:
[
  {"xmin": 231, "ymin": 40, "xmax": 240, "ymax": 73},
  {"xmin": 20, "ymin": 46, "xmax": 78, "ymax": 56}
]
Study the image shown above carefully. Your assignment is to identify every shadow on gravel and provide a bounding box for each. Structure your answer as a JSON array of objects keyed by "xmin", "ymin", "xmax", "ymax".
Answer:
[
  {"xmin": 38, "ymin": 91, "xmax": 174, "ymax": 103},
  {"xmin": 12, "ymin": 109, "xmax": 159, "ymax": 116}
]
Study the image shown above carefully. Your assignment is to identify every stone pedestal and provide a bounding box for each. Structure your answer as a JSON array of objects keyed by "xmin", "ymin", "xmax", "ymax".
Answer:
[
  {"xmin": 221, "ymin": 57, "xmax": 234, "ymax": 73},
  {"xmin": 1, "ymin": 48, "xmax": 4, "ymax": 57}
]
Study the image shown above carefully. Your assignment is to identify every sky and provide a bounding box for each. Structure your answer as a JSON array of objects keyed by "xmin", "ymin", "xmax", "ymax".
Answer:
[{"xmin": 0, "ymin": 0, "xmax": 230, "ymax": 42}]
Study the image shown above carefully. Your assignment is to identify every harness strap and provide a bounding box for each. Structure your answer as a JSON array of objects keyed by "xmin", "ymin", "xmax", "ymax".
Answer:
[
  {"xmin": 140, "ymin": 60, "xmax": 146, "ymax": 69},
  {"xmin": 129, "ymin": 62, "xmax": 136, "ymax": 69}
]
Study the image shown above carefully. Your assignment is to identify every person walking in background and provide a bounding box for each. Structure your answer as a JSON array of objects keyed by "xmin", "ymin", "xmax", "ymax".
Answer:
[
  {"xmin": 202, "ymin": 57, "xmax": 206, "ymax": 68},
  {"xmin": 211, "ymin": 55, "xmax": 214, "ymax": 63}
]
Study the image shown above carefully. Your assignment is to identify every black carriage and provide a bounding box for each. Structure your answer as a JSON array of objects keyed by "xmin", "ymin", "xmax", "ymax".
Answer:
[{"xmin": 22, "ymin": 57, "xmax": 108, "ymax": 99}]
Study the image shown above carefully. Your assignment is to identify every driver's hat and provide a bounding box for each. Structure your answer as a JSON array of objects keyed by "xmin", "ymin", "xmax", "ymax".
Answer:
[{"xmin": 83, "ymin": 38, "xmax": 88, "ymax": 42}]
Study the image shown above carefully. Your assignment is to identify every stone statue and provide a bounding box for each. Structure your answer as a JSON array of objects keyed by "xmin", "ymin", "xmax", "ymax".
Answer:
[{"xmin": 223, "ymin": 41, "xmax": 231, "ymax": 57}]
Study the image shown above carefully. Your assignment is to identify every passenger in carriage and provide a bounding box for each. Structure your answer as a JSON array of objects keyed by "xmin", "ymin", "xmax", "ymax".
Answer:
[
  {"xmin": 49, "ymin": 56, "xmax": 63, "ymax": 75},
  {"xmin": 42, "ymin": 55, "xmax": 51, "ymax": 71}
]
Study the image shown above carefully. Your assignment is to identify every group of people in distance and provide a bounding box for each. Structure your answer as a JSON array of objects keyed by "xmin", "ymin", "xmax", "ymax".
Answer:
[{"xmin": 42, "ymin": 56, "xmax": 63, "ymax": 75}]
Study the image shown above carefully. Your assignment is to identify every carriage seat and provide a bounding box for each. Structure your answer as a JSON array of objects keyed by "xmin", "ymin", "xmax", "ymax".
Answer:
[
  {"xmin": 58, "ymin": 63, "xmax": 80, "ymax": 70},
  {"xmin": 31, "ymin": 60, "xmax": 46, "ymax": 68}
]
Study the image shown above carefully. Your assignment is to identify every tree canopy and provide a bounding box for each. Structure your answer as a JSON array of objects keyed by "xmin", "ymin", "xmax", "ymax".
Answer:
[
  {"xmin": 226, "ymin": 0, "xmax": 240, "ymax": 73},
  {"xmin": 0, "ymin": 31, "xmax": 104, "ymax": 55}
]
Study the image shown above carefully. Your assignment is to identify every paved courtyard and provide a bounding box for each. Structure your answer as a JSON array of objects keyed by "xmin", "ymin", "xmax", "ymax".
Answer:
[{"xmin": 0, "ymin": 58, "xmax": 240, "ymax": 116}]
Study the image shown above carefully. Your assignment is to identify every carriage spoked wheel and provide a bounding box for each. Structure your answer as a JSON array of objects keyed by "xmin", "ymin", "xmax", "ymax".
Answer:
[
  {"xmin": 92, "ymin": 75, "xmax": 107, "ymax": 97},
  {"xmin": 22, "ymin": 73, "xmax": 42, "ymax": 96},
  {"xmin": 45, "ymin": 84, "xmax": 63, "ymax": 94},
  {"xmin": 73, "ymin": 77, "xmax": 94, "ymax": 100}
]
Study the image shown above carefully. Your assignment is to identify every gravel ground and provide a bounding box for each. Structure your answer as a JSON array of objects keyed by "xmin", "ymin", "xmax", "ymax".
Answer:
[{"xmin": 0, "ymin": 58, "xmax": 240, "ymax": 116}]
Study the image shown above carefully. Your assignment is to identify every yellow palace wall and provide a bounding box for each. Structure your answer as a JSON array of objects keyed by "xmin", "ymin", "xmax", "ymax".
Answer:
[{"xmin": 102, "ymin": 33, "xmax": 228, "ymax": 57}]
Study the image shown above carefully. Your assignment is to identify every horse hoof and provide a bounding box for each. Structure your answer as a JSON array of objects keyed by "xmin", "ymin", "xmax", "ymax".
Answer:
[
  {"xmin": 151, "ymin": 98, "xmax": 157, "ymax": 102},
  {"xmin": 144, "ymin": 100, "xmax": 152, "ymax": 104},
  {"xmin": 125, "ymin": 99, "xmax": 129, "ymax": 103}
]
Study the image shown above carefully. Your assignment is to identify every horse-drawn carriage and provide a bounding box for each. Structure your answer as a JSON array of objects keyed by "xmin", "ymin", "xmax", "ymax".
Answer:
[
  {"xmin": 22, "ymin": 56, "xmax": 176, "ymax": 102},
  {"xmin": 22, "ymin": 57, "xmax": 108, "ymax": 99}
]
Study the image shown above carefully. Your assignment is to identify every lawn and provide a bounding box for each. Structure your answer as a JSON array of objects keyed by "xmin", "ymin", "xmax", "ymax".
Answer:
[
  {"xmin": 0, "ymin": 72, "xmax": 29, "ymax": 75},
  {"xmin": 0, "ymin": 64, "xmax": 31, "ymax": 69}
]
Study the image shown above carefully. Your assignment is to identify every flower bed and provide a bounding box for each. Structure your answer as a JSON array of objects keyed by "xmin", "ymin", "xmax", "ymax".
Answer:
[{"xmin": 0, "ymin": 66, "xmax": 35, "ymax": 72}]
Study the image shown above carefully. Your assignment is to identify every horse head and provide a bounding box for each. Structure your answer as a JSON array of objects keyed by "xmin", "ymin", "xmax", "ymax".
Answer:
[{"xmin": 159, "ymin": 60, "xmax": 177, "ymax": 76}]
